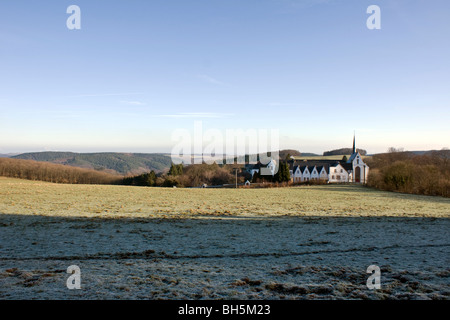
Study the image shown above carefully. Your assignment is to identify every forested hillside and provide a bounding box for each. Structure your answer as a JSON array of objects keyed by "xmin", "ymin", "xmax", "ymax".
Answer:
[
  {"xmin": 323, "ymin": 148, "xmax": 367, "ymax": 156},
  {"xmin": 12, "ymin": 152, "xmax": 173, "ymax": 175}
]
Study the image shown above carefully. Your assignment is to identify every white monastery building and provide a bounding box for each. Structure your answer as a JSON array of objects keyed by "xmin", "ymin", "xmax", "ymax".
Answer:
[
  {"xmin": 289, "ymin": 136, "xmax": 369, "ymax": 183},
  {"xmin": 247, "ymin": 135, "xmax": 370, "ymax": 184}
]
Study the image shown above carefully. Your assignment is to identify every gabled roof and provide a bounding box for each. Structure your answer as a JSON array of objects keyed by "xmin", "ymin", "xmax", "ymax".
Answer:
[
  {"xmin": 348, "ymin": 152, "xmax": 359, "ymax": 163},
  {"xmin": 290, "ymin": 158, "xmax": 361, "ymax": 174},
  {"xmin": 245, "ymin": 160, "xmax": 273, "ymax": 170},
  {"xmin": 329, "ymin": 161, "xmax": 341, "ymax": 167},
  {"xmin": 292, "ymin": 161, "xmax": 332, "ymax": 174},
  {"xmin": 316, "ymin": 165, "xmax": 327, "ymax": 174},
  {"xmin": 299, "ymin": 165, "xmax": 309, "ymax": 173}
]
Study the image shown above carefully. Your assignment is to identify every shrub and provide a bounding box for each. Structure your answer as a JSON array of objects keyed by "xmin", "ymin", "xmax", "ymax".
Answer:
[{"xmin": 366, "ymin": 150, "xmax": 449, "ymax": 197}]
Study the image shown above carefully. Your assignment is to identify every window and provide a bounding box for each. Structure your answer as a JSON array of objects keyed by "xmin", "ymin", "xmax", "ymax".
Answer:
[
  {"xmin": 357, "ymin": 159, "xmax": 359, "ymax": 164},
  {"xmin": 334, "ymin": 169, "xmax": 337, "ymax": 173},
  {"xmin": 332, "ymin": 175, "xmax": 335, "ymax": 179},
  {"xmin": 340, "ymin": 169, "xmax": 343, "ymax": 173}
]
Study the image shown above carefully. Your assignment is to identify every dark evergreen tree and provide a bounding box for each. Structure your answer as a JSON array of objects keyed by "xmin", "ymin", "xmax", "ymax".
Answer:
[
  {"xmin": 168, "ymin": 163, "xmax": 183, "ymax": 176},
  {"xmin": 275, "ymin": 161, "xmax": 291, "ymax": 182},
  {"xmin": 122, "ymin": 170, "xmax": 156, "ymax": 186},
  {"xmin": 284, "ymin": 162, "xmax": 291, "ymax": 182}
]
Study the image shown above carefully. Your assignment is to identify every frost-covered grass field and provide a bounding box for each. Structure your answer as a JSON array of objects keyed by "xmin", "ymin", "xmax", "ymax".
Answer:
[{"xmin": 0, "ymin": 177, "xmax": 449, "ymax": 299}]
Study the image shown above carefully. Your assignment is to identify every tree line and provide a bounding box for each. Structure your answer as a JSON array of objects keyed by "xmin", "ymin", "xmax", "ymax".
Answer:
[
  {"xmin": 124, "ymin": 161, "xmax": 293, "ymax": 188},
  {"xmin": 1, "ymin": 157, "xmax": 305, "ymax": 189},
  {"xmin": 323, "ymin": 148, "xmax": 367, "ymax": 156},
  {"xmin": 1, "ymin": 158, "xmax": 258, "ymax": 187},
  {"xmin": 123, "ymin": 163, "xmax": 245, "ymax": 188},
  {"xmin": 366, "ymin": 149, "xmax": 450, "ymax": 197}
]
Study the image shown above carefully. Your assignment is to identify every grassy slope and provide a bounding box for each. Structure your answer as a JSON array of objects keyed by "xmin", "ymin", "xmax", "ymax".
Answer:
[{"xmin": 0, "ymin": 177, "xmax": 448, "ymax": 218}]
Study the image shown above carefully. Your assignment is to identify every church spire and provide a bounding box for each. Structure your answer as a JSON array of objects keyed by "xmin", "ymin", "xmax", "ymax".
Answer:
[{"xmin": 352, "ymin": 131, "xmax": 356, "ymax": 154}]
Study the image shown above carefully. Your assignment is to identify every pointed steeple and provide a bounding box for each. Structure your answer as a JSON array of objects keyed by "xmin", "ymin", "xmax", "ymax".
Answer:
[{"xmin": 352, "ymin": 131, "xmax": 356, "ymax": 154}]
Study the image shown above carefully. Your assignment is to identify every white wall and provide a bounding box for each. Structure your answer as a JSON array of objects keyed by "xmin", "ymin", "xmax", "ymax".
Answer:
[
  {"xmin": 328, "ymin": 164, "xmax": 349, "ymax": 183},
  {"xmin": 352, "ymin": 153, "xmax": 369, "ymax": 183},
  {"xmin": 319, "ymin": 168, "xmax": 328, "ymax": 180},
  {"xmin": 292, "ymin": 168, "xmax": 302, "ymax": 183},
  {"xmin": 310, "ymin": 167, "xmax": 320, "ymax": 180},
  {"xmin": 302, "ymin": 168, "xmax": 310, "ymax": 181}
]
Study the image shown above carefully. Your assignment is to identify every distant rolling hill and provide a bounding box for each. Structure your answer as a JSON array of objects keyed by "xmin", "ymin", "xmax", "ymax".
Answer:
[
  {"xmin": 0, "ymin": 153, "xmax": 19, "ymax": 158},
  {"xmin": 12, "ymin": 152, "xmax": 173, "ymax": 175},
  {"xmin": 409, "ymin": 150, "xmax": 450, "ymax": 157}
]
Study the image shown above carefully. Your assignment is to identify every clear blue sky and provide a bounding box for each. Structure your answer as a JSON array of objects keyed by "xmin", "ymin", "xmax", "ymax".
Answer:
[{"xmin": 1, "ymin": 0, "xmax": 449, "ymax": 154}]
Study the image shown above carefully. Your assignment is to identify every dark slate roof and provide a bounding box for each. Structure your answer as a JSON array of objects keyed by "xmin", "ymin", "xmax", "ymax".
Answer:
[
  {"xmin": 340, "ymin": 162, "xmax": 353, "ymax": 171},
  {"xmin": 316, "ymin": 165, "xmax": 327, "ymax": 174},
  {"xmin": 348, "ymin": 152, "xmax": 358, "ymax": 163},
  {"xmin": 291, "ymin": 159, "xmax": 355, "ymax": 174},
  {"xmin": 245, "ymin": 161, "xmax": 272, "ymax": 170},
  {"xmin": 299, "ymin": 165, "xmax": 309, "ymax": 173},
  {"xmin": 288, "ymin": 162, "xmax": 296, "ymax": 171}
]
